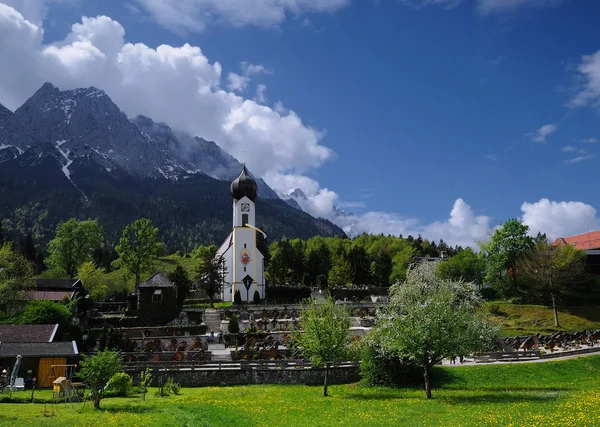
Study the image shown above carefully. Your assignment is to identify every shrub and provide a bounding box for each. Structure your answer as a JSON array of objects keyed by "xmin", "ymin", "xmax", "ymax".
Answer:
[
  {"xmin": 139, "ymin": 368, "xmax": 153, "ymax": 400},
  {"xmin": 234, "ymin": 290, "xmax": 242, "ymax": 305},
  {"xmin": 359, "ymin": 344, "xmax": 421, "ymax": 387},
  {"xmin": 107, "ymin": 372, "xmax": 132, "ymax": 396},
  {"xmin": 253, "ymin": 290, "xmax": 261, "ymax": 305},
  {"xmin": 228, "ymin": 313, "xmax": 240, "ymax": 334}
]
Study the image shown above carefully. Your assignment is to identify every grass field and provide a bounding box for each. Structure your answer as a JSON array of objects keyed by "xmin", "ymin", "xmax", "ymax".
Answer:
[
  {"xmin": 1, "ymin": 356, "xmax": 599, "ymax": 426},
  {"xmin": 485, "ymin": 301, "xmax": 600, "ymax": 336}
]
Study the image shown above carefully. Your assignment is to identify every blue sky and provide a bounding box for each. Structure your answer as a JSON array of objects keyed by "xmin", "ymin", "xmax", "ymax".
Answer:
[{"xmin": 2, "ymin": 0, "xmax": 600, "ymax": 246}]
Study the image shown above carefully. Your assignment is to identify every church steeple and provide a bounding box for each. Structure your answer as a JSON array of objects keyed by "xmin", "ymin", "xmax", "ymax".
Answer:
[{"xmin": 230, "ymin": 164, "xmax": 258, "ymax": 202}]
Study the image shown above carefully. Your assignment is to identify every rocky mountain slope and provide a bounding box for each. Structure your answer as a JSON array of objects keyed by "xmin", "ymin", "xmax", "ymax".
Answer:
[{"xmin": 0, "ymin": 83, "xmax": 345, "ymax": 252}]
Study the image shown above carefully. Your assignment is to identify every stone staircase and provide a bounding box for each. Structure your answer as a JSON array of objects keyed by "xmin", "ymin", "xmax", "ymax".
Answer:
[
  {"xmin": 208, "ymin": 343, "xmax": 232, "ymax": 362},
  {"xmin": 203, "ymin": 310, "xmax": 222, "ymax": 332}
]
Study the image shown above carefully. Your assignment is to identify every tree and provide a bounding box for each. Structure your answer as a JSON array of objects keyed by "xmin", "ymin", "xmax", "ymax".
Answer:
[
  {"xmin": 438, "ymin": 248, "xmax": 486, "ymax": 286},
  {"xmin": 516, "ymin": 239, "xmax": 587, "ymax": 327},
  {"xmin": 328, "ymin": 255, "xmax": 353, "ymax": 286},
  {"xmin": 195, "ymin": 246, "xmax": 227, "ymax": 308},
  {"xmin": 46, "ymin": 218, "xmax": 104, "ymax": 278},
  {"xmin": 371, "ymin": 248, "xmax": 393, "ymax": 287},
  {"xmin": 0, "ymin": 242, "xmax": 34, "ymax": 317},
  {"xmin": 169, "ymin": 264, "xmax": 192, "ymax": 305},
  {"xmin": 115, "ymin": 218, "xmax": 160, "ymax": 288},
  {"xmin": 78, "ymin": 349, "xmax": 123, "ymax": 409},
  {"xmin": 292, "ymin": 297, "xmax": 351, "ymax": 397},
  {"xmin": 481, "ymin": 218, "xmax": 533, "ymax": 296},
  {"xmin": 77, "ymin": 261, "xmax": 108, "ymax": 301},
  {"xmin": 228, "ymin": 313, "xmax": 240, "ymax": 333},
  {"xmin": 371, "ymin": 261, "xmax": 499, "ymax": 399},
  {"xmin": 19, "ymin": 300, "xmax": 72, "ymax": 331}
]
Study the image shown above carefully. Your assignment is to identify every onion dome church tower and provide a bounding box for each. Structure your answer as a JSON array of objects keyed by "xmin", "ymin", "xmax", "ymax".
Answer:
[{"xmin": 217, "ymin": 164, "xmax": 265, "ymax": 302}]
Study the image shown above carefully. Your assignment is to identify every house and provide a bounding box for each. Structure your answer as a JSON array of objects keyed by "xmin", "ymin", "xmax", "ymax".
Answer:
[
  {"xmin": 0, "ymin": 324, "xmax": 79, "ymax": 388},
  {"xmin": 29, "ymin": 279, "xmax": 85, "ymax": 302},
  {"xmin": 552, "ymin": 231, "xmax": 600, "ymax": 275},
  {"xmin": 136, "ymin": 271, "xmax": 179, "ymax": 325}
]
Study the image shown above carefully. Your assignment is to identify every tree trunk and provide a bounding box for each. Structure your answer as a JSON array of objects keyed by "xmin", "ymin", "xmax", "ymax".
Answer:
[
  {"xmin": 93, "ymin": 395, "xmax": 101, "ymax": 409},
  {"xmin": 209, "ymin": 295, "xmax": 214, "ymax": 308},
  {"xmin": 323, "ymin": 364, "xmax": 329, "ymax": 397},
  {"xmin": 551, "ymin": 293, "xmax": 560, "ymax": 328},
  {"xmin": 423, "ymin": 364, "xmax": 432, "ymax": 399}
]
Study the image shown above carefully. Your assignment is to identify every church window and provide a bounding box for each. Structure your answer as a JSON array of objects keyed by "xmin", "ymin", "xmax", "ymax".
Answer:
[
  {"xmin": 244, "ymin": 243, "xmax": 247, "ymax": 248},
  {"xmin": 152, "ymin": 290, "xmax": 163, "ymax": 303},
  {"xmin": 244, "ymin": 267, "xmax": 246, "ymax": 272},
  {"xmin": 242, "ymin": 214, "xmax": 248, "ymax": 226}
]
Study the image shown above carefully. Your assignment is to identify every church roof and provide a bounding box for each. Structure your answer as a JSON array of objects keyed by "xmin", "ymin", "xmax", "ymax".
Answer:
[
  {"xmin": 217, "ymin": 232, "xmax": 233, "ymax": 257},
  {"xmin": 230, "ymin": 164, "xmax": 258, "ymax": 202},
  {"xmin": 138, "ymin": 271, "xmax": 174, "ymax": 288}
]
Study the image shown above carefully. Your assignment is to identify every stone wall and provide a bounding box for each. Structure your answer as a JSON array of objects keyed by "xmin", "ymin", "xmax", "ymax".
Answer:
[{"xmin": 131, "ymin": 365, "xmax": 360, "ymax": 387}]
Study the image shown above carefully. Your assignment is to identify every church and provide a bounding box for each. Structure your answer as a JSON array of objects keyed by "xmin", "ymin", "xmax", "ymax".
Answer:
[{"xmin": 216, "ymin": 164, "xmax": 265, "ymax": 302}]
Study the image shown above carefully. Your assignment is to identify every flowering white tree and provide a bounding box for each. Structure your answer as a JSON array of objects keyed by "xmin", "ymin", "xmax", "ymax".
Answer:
[{"xmin": 373, "ymin": 261, "xmax": 499, "ymax": 399}]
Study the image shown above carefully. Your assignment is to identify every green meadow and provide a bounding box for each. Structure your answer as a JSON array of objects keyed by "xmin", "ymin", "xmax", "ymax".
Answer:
[{"xmin": 1, "ymin": 355, "xmax": 599, "ymax": 427}]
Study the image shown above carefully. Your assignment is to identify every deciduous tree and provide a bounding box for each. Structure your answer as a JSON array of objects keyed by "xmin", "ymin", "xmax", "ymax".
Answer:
[
  {"xmin": 481, "ymin": 218, "xmax": 533, "ymax": 296},
  {"xmin": 438, "ymin": 248, "xmax": 486, "ymax": 286},
  {"xmin": 516, "ymin": 239, "xmax": 587, "ymax": 327},
  {"xmin": 77, "ymin": 261, "xmax": 108, "ymax": 301},
  {"xmin": 0, "ymin": 242, "xmax": 34, "ymax": 317},
  {"xmin": 371, "ymin": 261, "xmax": 499, "ymax": 399},
  {"xmin": 46, "ymin": 218, "xmax": 103, "ymax": 278},
  {"xmin": 79, "ymin": 350, "xmax": 123, "ymax": 409},
  {"xmin": 292, "ymin": 297, "xmax": 351, "ymax": 397},
  {"xmin": 115, "ymin": 218, "xmax": 159, "ymax": 288},
  {"xmin": 195, "ymin": 246, "xmax": 227, "ymax": 308}
]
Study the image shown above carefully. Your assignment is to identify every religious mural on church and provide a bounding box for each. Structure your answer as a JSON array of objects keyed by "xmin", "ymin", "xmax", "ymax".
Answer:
[{"xmin": 240, "ymin": 249, "xmax": 252, "ymax": 265}]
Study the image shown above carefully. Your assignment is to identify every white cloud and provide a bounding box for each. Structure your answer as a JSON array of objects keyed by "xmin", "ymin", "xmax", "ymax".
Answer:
[
  {"xmin": 521, "ymin": 199, "xmax": 599, "ymax": 240},
  {"xmin": 228, "ymin": 62, "xmax": 271, "ymax": 92},
  {"xmin": 562, "ymin": 145, "xmax": 585, "ymax": 154},
  {"xmin": 565, "ymin": 154, "xmax": 596, "ymax": 164},
  {"xmin": 529, "ymin": 123, "xmax": 557, "ymax": 142},
  {"xmin": 265, "ymin": 172, "xmax": 339, "ymax": 219},
  {"xmin": 569, "ymin": 50, "xmax": 600, "ymax": 108},
  {"xmin": 488, "ymin": 55, "xmax": 506, "ymax": 65},
  {"xmin": 0, "ymin": 6, "xmax": 332, "ymax": 179},
  {"xmin": 478, "ymin": 0, "xmax": 567, "ymax": 15},
  {"xmin": 581, "ymin": 138, "xmax": 598, "ymax": 144},
  {"xmin": 227, "ymin": 72, "xmax": 250, "ymax": 92},
  {"xmin": 1, "ymin": 0, "xmax": 76, "ymax": 25},
  {"xmin": 254, "ymin": 84, "xmax": 268, "ymax": 104},
  {"xmin": 134, "ymin": 0, "xmax": 350, "ymax": 34}
]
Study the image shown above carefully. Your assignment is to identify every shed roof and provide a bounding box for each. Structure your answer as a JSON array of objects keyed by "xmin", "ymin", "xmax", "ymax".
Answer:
[
  {"xmin": 138, "ymin": 271, "xmax": 174, "ymax": 288},
  {"xmin": 0, "ymin": 324, "xmax": 58, "ymax": 343},
  {"xmin": 0, "ymin": 341, "xmax": 78, "ymax": 357},
  {"xmin": 35, "ymin": 279, "xmax": 82, "ymax": 290},
  {"xmin": 29, "ymin": 290, "xmax": 75, "ymax": 301}
]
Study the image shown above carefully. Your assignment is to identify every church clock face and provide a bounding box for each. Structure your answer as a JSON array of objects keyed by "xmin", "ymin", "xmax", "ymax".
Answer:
[{"xmin": 241, "ymin": 203, "xmax": 250, "ymax": 212}]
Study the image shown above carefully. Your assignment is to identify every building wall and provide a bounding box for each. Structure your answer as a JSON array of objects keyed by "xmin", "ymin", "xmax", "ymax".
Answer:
[{"xmin": 138, "ymin": 288, "xmax": 178, "ymax": 325}]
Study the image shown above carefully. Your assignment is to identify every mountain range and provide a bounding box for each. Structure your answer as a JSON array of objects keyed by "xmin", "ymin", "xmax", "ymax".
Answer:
[{"xmin": 0, "ymin": 83, "xmax": 345, "ymax": 253}]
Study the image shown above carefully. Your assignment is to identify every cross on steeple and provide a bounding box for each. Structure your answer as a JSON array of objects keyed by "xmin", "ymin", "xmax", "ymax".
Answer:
[{"xmin": 242, "ymin": 150, "xmax": 247, "ymax": 164}]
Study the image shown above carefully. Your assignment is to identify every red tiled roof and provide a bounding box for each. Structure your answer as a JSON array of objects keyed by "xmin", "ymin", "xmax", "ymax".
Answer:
[{"xmin": 551, "ymin": 230, "xmax": 600, "ymax": 250}]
